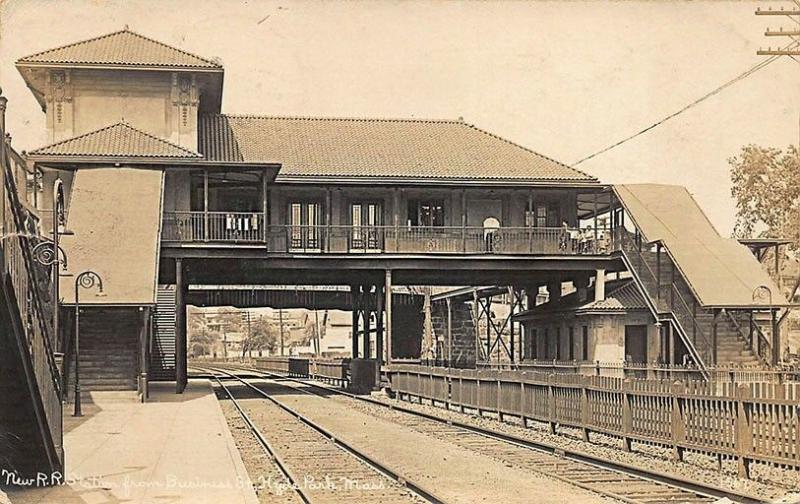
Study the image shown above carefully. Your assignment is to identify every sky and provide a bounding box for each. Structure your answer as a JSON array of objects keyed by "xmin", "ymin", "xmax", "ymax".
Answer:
[{"xmin": 1, "ymin": 0, "xmax": 798, "ymax": 235}]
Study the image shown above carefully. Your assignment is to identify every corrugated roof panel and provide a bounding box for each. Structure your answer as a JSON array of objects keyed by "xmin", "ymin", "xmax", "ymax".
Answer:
[{"xmin": 198, "ymin": 114, "xmax": 597, "ymax": 182}]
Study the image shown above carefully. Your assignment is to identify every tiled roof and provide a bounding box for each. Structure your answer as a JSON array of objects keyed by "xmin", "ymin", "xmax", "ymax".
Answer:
[
  {"xmin": 29, "ymin": 122, "xmax": 202, "ymax": 159},
  {"xmin": 515, "ymin": 280, "xmax": 647, "ymax": 320},
  {"xmin": 582, "ymin": 281, "xmax": 647, "ymax": 312},
  {"xmin": 198, "ymin": 114, "xmax": 596, "ymax": 182},
  {"xmin": 16, "ymin": 29, "xmax": 221, "ymax": 70}
]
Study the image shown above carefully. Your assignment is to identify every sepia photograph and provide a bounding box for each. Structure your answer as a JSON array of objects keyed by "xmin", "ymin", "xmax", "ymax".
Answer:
[{"xmin": 0, "ymin": 0, "xmax": 799, "ymax": 502}]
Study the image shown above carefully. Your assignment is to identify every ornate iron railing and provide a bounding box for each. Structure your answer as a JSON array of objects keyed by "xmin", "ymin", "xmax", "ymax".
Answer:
[
  {"xmin": 162, "ymin": 212, "xmax": 616, "ymax": 256},
  {"xmin": 1, "ymin": 138, "xmax": 63, "ymax": 472}
]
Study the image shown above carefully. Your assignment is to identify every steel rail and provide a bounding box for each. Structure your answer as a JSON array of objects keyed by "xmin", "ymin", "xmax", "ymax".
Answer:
[
  {"xmin": 199, "ymin": 367, "xmax": 310, "ymax": 504},
  {"xmin": 209, "ymin": 367, "xmax": 447, "ymax": 504},
  {"xmin": 226, "ymin": 365, "xmax": 766, "ymax": 504}
]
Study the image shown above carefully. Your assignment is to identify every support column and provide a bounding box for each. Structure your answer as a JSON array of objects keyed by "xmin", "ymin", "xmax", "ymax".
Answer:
[
  {"xmin": 385, "ymin": 270, "xmax": 393, "ymax": 364},
  {"xmin": 594, "ymin": 269, "xmax": 606, "ymax": 303},
  {"xmin": 363, "ymin": 285, "xmax": 371, "ymax": 359},
  {"xmin": 376, "ymin": 283, "xmax": 384, "ymax": 365},
  {"xmin": 446, "ymin": 298, "xmax": 453, "ymax": 367},
  {"xmin": 175, "ymin": 258, "xmax": 187, "ymax": 394},
  {"xmin": 351, "ymin": 285, "xmax": 359, "ymax": 359}
]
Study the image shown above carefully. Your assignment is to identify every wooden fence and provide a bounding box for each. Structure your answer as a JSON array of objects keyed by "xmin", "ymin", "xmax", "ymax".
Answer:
[
  {"xmin": 253, "ymin": 356, "xmax": 349, "ymax": 386},
  {"xmin": 388, "ymin": 364, "xmax": 800, "ymax": 477}
]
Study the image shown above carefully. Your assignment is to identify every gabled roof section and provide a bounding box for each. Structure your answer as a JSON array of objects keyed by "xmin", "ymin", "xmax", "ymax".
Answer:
[
  {"xmin": 514, "ymin": 280, "xmax": 648, "ymax": 321},
  {"xmin": 198, "ymin": 114, "xmax": 597, "ymax": 183},
  {"xmin": 28, "ymin": 122, "xmax": 202, "ymax": 159},
  {"xmin": 16, "ymin": 28, "xmax": 222, "ymax": 70}
]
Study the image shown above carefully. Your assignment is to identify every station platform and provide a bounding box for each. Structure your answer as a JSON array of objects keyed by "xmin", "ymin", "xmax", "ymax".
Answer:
[{"xmin": 4, "ymin": 380, "xmax": 258, "ymax": 504}]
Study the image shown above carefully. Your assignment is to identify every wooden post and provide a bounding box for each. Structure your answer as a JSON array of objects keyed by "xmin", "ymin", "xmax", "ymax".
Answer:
[
  {"xmin": 362, "ymin": 286, "xmax": 371, "ymax": 359},
  {"xmin": 175, "ymin": 258, "xmax": 187, "ymax": 394},
  {"xmin": 392, "ymin": 189, "xmax": 400, "ymax": 252},
  {"xmin": 351, "ymin": 285, "xmax": 359, "ymax": 359},
  {"xmin": 670, "ymin": 381, "xmax": 685, "ymax": 462},
  {"xmin": 772, "ymin": 308, "xmax": 780, "ymax": 365},
  {"xmin": 461, "ymin": 189, "xmax": 467, "ymax": 253},
  {"xmin": 376, "ymin": 282, "xmax": 384, "ymax": 366},
  {"xmin": 261, "ymin": 171, "xmax": 268, "ymax": 243},
  {"xmin": 656, "ymin": 243, "xmax": 662, "ymax": 301},
  {"xmin": 547, "ymin": 374, "xmax": 557, "ymax": 434},
  {"xmin": 385, "ymin": 270, "xmax": 393, "ymax": 364},
  {"xmin": 735, "ymin": 383, "xmax": 753, "ymax": 478},
  {"xmin": 621, "ymin": 378, "xmax": 632, "ymax": 451},
  {"xmin": 712, "ymin": 309, "xmax": 719, "ymax": 365},
  {"xmin": 580, "ymin": 375, "xmax": 590, "ymax": 441},
  {"xmin": 203, "ymin": 170, "xmax": 209, "ymax": 241},
  {"xmin": 325, "ymin": 187, "xmax": 332, "ymax": 252},
  {"xmin": 446, "ymin": 297, "xmax": 453, "ymax": 367}
]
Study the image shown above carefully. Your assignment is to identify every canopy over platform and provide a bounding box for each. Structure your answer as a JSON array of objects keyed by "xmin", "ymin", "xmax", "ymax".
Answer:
[
  {"xmin": 60, "ymin": 168, "xmax": 164, "ymax": 304},
  {"xmin": 614, "ymin": 184, "xmax": 786, "ymax": 308}
]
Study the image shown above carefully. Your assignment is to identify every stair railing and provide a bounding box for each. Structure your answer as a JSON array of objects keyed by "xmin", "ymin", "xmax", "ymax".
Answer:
[
  {"xmin": 1, "ymin": 139, "xmax": 64, "ymax": 471},
  {"xmin": 726, "ymin": 310, "xmax": 771, "ymax": 366},
  {"xmin": 617, "ymin": 231, "xmax": 712, "ymax": 371}
]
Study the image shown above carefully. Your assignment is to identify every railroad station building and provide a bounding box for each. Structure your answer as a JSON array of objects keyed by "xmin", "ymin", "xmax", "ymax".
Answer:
[{"xmin": 11, "ymin": 27, "xmax": 790, "ymax": 399}]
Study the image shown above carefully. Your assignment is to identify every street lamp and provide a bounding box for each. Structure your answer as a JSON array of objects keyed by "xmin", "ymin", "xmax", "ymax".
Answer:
[
  {"xmin": 73, "ymin": 270, "xmax": 104, "ymax": 417},
  {"xmin": 752, "ymin": 285, "xmax": 779, "ymax": 366}
]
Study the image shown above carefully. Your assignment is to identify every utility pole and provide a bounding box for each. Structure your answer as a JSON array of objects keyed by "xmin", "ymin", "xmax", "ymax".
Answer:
[
  {"xmin": 755, "ymin": 3, "xmax": 799, "ymax": 365},
  {"xmin": 756, "ymin": 2, "xmax": 800, "ymax": 57}
]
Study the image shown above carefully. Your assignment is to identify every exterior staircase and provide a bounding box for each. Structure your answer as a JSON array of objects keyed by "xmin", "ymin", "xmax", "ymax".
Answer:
[
  {"xmin": 0, "ymin": 117, "xmax": 64, "ymax": 479},
  {"xmin": 65, "ymin": 308, "xmax": 139, "ymax": 398},
  {"xmin": 620, "ymin": 231, "xmax": 769, "ymax": 369}
]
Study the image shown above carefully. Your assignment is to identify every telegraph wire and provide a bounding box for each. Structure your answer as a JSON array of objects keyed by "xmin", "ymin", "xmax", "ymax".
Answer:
[{"xmin": 571, "ymin": 41, "xmax": 798, "ymax": 167}]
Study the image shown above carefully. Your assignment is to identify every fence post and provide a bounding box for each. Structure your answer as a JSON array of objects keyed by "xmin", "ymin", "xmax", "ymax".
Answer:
[
  {"xmin": 670, "ymin": 381, "xmax": 686, "ymax": 462},
  {"xmin": 520, "ymin": 371, "xmax": 527, "ymax": 428},
  {"xmin": 735, "ymin": 383, "xmax": 753, "ymax": 478},
  {"xmin": 547, "ymin": 373, "xmax": 557, "ymax": 434},
  {"xmin": 497, "ymin": 370, "xmax": 503, "ymax": 422},
  {"xmin": 476, "ymin": 369, "xmax": 482, "ymax": 417},
  {"xmin": 580, "ymin": 375, "xmax": 590, "ymax": 441},
  {"xmin": 621, "ymin": 378, "xmax": 633, "ymax": 452}
]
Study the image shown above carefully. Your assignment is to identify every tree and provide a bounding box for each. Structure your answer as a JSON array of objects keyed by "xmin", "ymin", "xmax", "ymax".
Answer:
[
  {"xmin": 243, "ymin": 316, "xmax": 278, "ymax": 356},
  {"xmin": 729, "ymin": 144, "xmax": 800, "ymax": 252}
]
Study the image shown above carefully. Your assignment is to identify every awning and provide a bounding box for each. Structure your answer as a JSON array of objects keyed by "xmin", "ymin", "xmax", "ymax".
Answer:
[
  {"xmin": 614, "ymin": 184, "xmax": 785, "ymax": 308},
  {"xmin": 60, "ymin": 168, "xmax": 164, "ymax": 304}
]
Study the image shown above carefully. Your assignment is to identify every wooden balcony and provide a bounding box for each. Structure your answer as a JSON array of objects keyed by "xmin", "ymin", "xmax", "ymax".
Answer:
[{"xmin": 161, "ymin": 211, "xmax": 616, "ymax": 255}]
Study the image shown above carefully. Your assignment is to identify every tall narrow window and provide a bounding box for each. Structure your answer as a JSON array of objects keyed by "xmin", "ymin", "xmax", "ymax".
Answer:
[
  {"xmin": 581, "ymin": 325, "xmax": 589, "ymax": 361},
  {"xmin": 408, "ymin": 199, "xmax": 444, "ymax": 227},
  {"xmin": 568, "ymin": 326, "xmax": 575, "ymax": 360},
  {"xmin": 350, "ymin": 201, "xmax": 383, "ymax": 250},
  {"xmin": 555, "ymin": 327, "xmax": 561, "ymax": 360},
  {"xmin": 289, "ymin": 201, "xmax": 321, "ymax": 250}
]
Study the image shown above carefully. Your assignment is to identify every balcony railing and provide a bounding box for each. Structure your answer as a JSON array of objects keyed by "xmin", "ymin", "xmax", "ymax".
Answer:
[{"xmin": 161, "ymin": 211, "xmax": 617, "ymax": 255}]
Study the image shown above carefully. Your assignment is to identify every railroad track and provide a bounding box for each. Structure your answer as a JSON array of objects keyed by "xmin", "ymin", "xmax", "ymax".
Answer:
[
  {"xmin": 204, "ymin": 367, "xmax": 443, "ymax": 504},
  {"xmin": 220, "ymin": 365, "xmax": 765, "ymax": 504}
]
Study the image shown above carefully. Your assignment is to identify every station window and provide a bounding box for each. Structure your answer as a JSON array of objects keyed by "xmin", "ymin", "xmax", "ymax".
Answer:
[
  {"xmin": 581, "ymin": 325, "xmax": 589, "ymax": 361},
  {"xmin": 408, "ymin": 199, "xmax": 445, "ymax": 227},
  {"xmin": 568, "ymin": 326, "xmax": 574, "ymax": 361}
]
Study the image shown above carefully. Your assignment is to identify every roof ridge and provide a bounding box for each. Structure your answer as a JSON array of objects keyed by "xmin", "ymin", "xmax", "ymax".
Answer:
[
  {"xmin": 16, "ymin": 27, "xmax": 221, "ymax": 68},
  {"xmin": 202, "ymin": 112, "xmax": 463, "ymax": 124},
  {"xmin": 462, "ymin": 122, "xmax": 598, "ymax": 182},
  {"xmin": 17, "ymin": 29, "xmax": 128, "ymax": 63},
  {"xmin": 29, "ymin": 121, "xmax": 202, "ymax": 157}
]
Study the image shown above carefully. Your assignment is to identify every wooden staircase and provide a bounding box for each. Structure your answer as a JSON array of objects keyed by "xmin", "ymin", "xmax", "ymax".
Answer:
[
  {"xmin": 0, "ymin": 101, "xmax": 64, "ymax": 480},
  {"xmin": 65, "ymin": 308, "xmax": 140, "ymax": 398}
]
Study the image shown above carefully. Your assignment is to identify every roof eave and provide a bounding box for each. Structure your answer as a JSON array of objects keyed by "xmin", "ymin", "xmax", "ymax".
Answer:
[
  {"xmin": 271, "ymin": 175, "xmax": 601, "ymax": 187},
  {"xmin": 29, "ymin": 154, "xmax": 281, "ymax": 169},
  {"xmin": 15, "ymin": 61, "xmax": 224, "ymax": 72}
]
